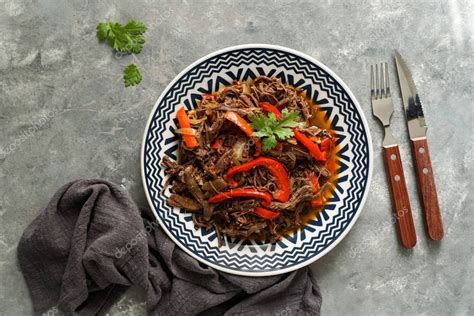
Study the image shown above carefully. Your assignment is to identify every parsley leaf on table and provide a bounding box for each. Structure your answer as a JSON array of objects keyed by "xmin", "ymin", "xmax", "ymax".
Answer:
[
  {"xmin": 96, "ymin": 20, "xmax": 146, "ymax": 54},
  {"xmin": 249, "ymin": 109, "xmax": 303, "ymax": 152},
  {"xmin": 123, "ymin": 64, "xmax": 142, "ymax": 87},
  {"xmin": 96, "ymin": 19, "xmax": 147, "ymax": 87}
]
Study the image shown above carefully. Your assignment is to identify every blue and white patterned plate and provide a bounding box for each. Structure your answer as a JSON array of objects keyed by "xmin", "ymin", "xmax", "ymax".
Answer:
[{"xmin": 141, "ymin": 44, "xmax": 373, "ymax": 276}]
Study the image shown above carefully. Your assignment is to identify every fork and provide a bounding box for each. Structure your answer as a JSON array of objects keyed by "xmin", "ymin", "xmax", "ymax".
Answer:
[{"xmin": 371, "ymin": 62, "xmax": 417, "ymax": 248}]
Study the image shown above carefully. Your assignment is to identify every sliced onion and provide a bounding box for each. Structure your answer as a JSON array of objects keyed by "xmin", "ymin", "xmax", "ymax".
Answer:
[
  {"xmin": 187, "ymin": 110, "xmax": 208, "ymax": 125},
  {"xmin": 202, "ymin": 101, "xmax": 219, "ymax": 109},
  {"xmin": 242, "ymin": 83, "xmax": 251, "ymax": 94},
  {"xmin": 287, "ymin": 138, "xmax": 297, "ymax": 145},
  {"xmin": 232, "ymin": 139, "xmax": 247, "ymax": 165},
  {"xmin": 175, "ymin": 128, "xmax": 196, "ymax": 136},
  {"xmin": 189, "ymin": 117, "xmax": 207, "ymax": 124}
]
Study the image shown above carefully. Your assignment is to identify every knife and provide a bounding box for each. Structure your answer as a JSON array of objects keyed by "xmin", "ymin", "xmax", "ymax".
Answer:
[{"xmin": 394, "ymin": 51, "xmax": 444, "ymax": 240}]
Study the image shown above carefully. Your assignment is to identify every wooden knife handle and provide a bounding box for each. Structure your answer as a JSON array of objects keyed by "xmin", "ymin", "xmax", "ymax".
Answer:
[
  {"xmin": 383, "ymin": 146, "xmax": 417, "ymax": 248},
  {"xmin": 410, "ymin": 138, "xmax": 443, "ymax": 240}
]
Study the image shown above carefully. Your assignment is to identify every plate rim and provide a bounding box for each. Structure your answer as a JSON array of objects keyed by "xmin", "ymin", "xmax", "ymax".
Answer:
[{"xmin": 140, "ymin": 43, "xmax": 373, "ymax": 277}]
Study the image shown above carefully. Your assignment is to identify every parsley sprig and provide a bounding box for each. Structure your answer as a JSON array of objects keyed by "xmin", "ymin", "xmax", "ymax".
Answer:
[
  {"xmin": 96, "ymin": 19, "xmax": 147, "ymax": 87},
  {"xmin": 249, "ymin": 109, "xmax": 303, "ymax": 151},
  {"xmin": 96, "ymin": 20, "xmax": 146, "ymax": 53}
]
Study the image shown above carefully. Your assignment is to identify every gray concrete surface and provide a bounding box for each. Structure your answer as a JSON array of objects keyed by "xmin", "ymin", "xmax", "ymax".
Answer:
[{"xmin": 0, "ymin": 0, "xmax": 473, "ymax": 315}]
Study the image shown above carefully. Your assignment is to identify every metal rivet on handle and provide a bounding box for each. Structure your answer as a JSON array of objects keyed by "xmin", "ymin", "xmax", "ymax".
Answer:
[
  {"xmin": 422, "ymin": 168, "xmax": 428, "ymax": 174},
  {"xmin": 390, "ymin": 154, "xmax": 396, "ymax": 160},
  {"xmin": 394, "ymin": 175, "xmax": 400, "ymax": 181},
  {"xmin": 418, "ymin": 147, "xmax": 425, "ymax": 154}
]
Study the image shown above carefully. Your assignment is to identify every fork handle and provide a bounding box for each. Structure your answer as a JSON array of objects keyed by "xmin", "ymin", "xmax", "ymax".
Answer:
[
  {"xmin": 383, "ymin": 145, "xmax": 417, "ymax": 248},
  {"xmin": 410, "ymin": 138, "xmax": 443, "ymax": 240}
]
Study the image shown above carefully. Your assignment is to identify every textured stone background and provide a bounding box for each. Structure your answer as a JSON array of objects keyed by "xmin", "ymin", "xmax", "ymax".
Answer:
[{"xmin": 0, "ymin": 0, "xmax": 472, "ymax": 315}]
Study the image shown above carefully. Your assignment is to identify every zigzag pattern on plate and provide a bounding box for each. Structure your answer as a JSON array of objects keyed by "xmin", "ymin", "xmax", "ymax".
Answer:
[{"xmin": 143, "ymin": 48, "xmax": 369, "ymax": 273}]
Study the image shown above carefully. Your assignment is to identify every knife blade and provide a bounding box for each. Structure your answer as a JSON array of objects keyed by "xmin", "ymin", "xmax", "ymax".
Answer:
[{"xmin": 394, "ymin": 51, "xmax": 444, "ymax": 240}]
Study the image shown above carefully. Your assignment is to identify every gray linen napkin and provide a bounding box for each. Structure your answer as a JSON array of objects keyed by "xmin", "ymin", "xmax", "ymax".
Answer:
[{"xmin": 17, "ymin": 179, "xmax": 322, "ymax": 315}]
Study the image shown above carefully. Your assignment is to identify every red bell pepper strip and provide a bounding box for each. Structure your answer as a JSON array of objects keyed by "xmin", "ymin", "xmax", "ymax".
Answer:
[
  {"xmin": 224, "ymin": 111, "xmax": 261, "ymax": 156},
  {"xmin": 211, "ymin": 138, "xmax": 221, "ymax": 150},
  {"xmin": 310, "ymin": 196, "xmax": 324, "ymax": 208},
  {"xmin": 309, "ymin": 175, "xmax": 324, "ymax": 208},
  {"xmin": 224, "ymin": 157, "xmax": 290, "ymax": 202},
  {"xmin": 320, "ymin": 137, "xmax": 332, "ymax": 152},
  {"xmin": 257, "ymin": 102, "xmax": 282, "ymax": 120},
  {"xmin": 252, "ymin": 139, "xmax": 262, "ymax": 156},
  {"xmin": 293, "ymin": 129, "xmax": 326, "ymax": 162},
  {"xmin": 310, "ymin": 175, "xmax": 320, "ymax": 192},
  {"xmin": 176, "ymin": 107, "xmax": 198, "ymax": 148},
  {"xmin": 224, "ymin": 111, "xmax": 253, "ymax": 138},
  {"xmin": 254, "ymin": 207, "xmax": 280, "ymax": 219},
  {"xmin": 208, "ymin": 188, "xmax": 271, "ymax": 206}
]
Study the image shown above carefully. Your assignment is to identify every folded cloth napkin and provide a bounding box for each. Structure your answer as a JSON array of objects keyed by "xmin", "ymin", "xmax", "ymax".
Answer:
[{"xmin": 17, "ymin": 179, "xmax": 321, "ymax": 315}]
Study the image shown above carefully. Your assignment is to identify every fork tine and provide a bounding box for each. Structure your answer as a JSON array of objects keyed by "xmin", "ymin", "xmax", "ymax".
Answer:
[
  {"xmin": 370, "ymin": 65, "xmax": 374, "ymax": 98},
  {"xmin": 375, "ymin": 64, "xmax": 379, "ymax": 98},
  {"xmin": 385, "ymin": 62, "xmax": 390, "ymax": 96},
  {"xmin": 380, "ymin": 63, "xmax": 385, "ymax": 97}
]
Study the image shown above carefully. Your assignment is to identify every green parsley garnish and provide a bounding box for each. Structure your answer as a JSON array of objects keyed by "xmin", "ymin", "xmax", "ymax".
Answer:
[
  {"xmin": 96, "ymin": 19, "xmax": 147, "ymax": 87},
  {"xmin": 249, "ymin": 109, "xmax": 303, "ymax": 151},
  {"xmin": 123, "ymin": 64, "xmax": 142, "ymax": 87},
  {"xmin": 96, "ymin": 20, "xmax": 146, "ymax": 54}
]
